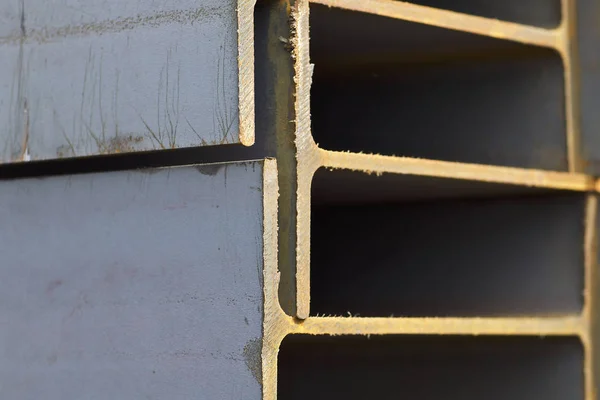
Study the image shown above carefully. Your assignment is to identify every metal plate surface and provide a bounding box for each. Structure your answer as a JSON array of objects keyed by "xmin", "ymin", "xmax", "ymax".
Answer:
[
  {"xmin": 0, "ymin": 0, "xmax": 254, "ymax": 163},
  {"xmin": 0, "ymin": 161, "xmax": 266, "ymax": 399}
]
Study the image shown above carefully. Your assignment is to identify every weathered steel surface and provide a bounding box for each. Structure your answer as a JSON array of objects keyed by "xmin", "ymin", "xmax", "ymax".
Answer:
[
  {"xmin": 0, "ymin": 0, "xmax": 251, "ymax": 163},
  {"xmin": 0, "ymin": 161, "xmax": 265, "ymax": 399}
]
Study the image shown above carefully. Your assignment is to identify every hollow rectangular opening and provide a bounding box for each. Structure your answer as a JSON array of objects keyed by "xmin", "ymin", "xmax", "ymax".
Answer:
[
  {"xmin": 402, "ymin": 0, "xmax": 561, "ymax": 28},
  {"xmin": 310, "ymin": 168, "xmax": 584, "ymax": 317},
  {"xmin": 310, "ymin": 4, "xmax": 567, "ymax": 171},
  {"xmin": 278, "ymin": 335, "xmax": 584, "ymax": 400}
]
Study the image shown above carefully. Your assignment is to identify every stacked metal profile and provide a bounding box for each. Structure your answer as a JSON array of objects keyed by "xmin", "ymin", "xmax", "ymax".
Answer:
[
  {"xmin": 2, "ymin": 0, "xmax": 600, "ymax": 398},
  {"xmin": 271, "ymin": 0, "xmax": 600, "ymax": 399}
]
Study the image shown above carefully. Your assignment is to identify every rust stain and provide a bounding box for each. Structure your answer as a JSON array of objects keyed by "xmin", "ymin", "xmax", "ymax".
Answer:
[
  {"xmin": 56, "ymin": 134, "xmax": 144, "ymax": 158},
  {"xmin": 195, "ymin": 164, "xmax": 223, "ymax": 176},
  {"xmin": 46, "ymin": 279, "xmax": 63, "ymax": 295},
  {"xmin": 243, "ymin": 337, "xmax": 263, "ymax": 386},
  {"xmin": 101, "ymin": 134, "xmax": 144, "ymax": 154}
]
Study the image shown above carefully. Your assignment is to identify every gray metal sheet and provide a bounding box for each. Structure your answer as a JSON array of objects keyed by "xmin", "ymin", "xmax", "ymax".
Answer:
[
  {"xmin": 0, "ymin": 161, "xmax": 265, "ymax": 399},
  {"xmin": 0, "ymin": 1, "xmax": 20, "ymax": 38},
  {"xmin": 0, "ymin": 0, "xmax": 249, "ymax": 163}
]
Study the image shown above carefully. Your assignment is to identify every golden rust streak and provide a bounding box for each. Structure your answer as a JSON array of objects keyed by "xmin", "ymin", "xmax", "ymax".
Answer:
[
  {"xmin": 321, "ymin": 149, "xmax": 595, "ymax": 191},
  {"xmin": 237, "ymin": 0, "xmax": 256, "ymax": 146},
  {"xmin": 583, "ymin": 195, "xmax": 598, "ymax": 400},
  {"xmin": 559, "ymin": 0, "xmax": 583, "ymax": 173},
  {"xmin": 292, "ymin": 316, "xmax": 585, "ymax": 337},
  {"xmin": 310, "ymin": 0, "xmax": 560, "ymax": 48}
]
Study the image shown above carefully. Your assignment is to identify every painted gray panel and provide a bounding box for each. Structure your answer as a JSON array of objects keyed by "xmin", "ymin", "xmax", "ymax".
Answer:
[
  {"xmin": 0, "ymin": 161, "xmax": 264, "ymax": 399},
  {"xmin": 0, "ymin": 0, "xmax": 20, "ymax": 37},
  {"xmin": 0, "ymin": 45, "xmax": 21, "ymax": 163},
  {"xmin": 21, "ymin": 0, "xmax": 225, "ymax": 29},
  {"xmin": 0, "ymin": 0, "xmax": 240, "ymax": 163}
]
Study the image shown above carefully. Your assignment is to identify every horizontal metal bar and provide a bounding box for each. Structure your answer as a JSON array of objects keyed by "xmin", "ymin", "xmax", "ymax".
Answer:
[
  {"xmin": 292, "ymin": 315, "xmax": 585, "ymax": 336},
  {"xmin": 321, "ymin": 149, "xmax": 595, "ymax": 192},
  {"xmin": 310, "ymin": 0, "xmax": 560, "ymax": 49}
]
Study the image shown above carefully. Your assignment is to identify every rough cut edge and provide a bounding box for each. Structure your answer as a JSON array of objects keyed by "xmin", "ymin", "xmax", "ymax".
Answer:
[
  {"xmin": 321, "ymin": 150, "xmax": 596, "ymax": 191},
  {"xmin": 237, "ymin": 0, "xmax": 256, "ymax": 146},
  {"xmin": 292, "ymin": 315, "xmax": 585, "ymax": 336},
  {"xmin": 292, "ymin": 0, "xmax": 318, "ymax": 320},
  {"xmin": 262, "ymin": 158, "xmax": 282, "ymax": 400}
]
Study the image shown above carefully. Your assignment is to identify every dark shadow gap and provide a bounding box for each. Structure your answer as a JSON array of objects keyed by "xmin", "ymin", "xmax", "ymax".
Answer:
[
  {"xmin": 310, "ymin": 168, "xmax": 585, "ymax": 317},
  {"xmin": 278, "ymin": 335, "xmax": 584, "ymax": 400},
  {"xmin": 401, "ymin": 0, "xmax": 561, "ymax": 28}
]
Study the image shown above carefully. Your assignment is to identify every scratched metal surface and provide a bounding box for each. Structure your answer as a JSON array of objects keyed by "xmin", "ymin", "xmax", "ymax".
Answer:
[
  {"xmin": 0, "ymin": 0, "xmax": 241, "ymax": 163},
  {"xmin": 0, "ymin": 161, "xmax": 264, "ymax": 399}
]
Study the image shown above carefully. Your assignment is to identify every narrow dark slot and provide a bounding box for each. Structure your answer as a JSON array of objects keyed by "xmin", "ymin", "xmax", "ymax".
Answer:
[
  {"xmin": 279, "ymin": 335, "xmax": 584, "ymax": 400},
  {"xmin": 310, "ymin": 168, "xmax": 584, "ymax": 317},
  {"xmin": 575, "ymin": 0, "xmax": 600, "ymax": 174},
  {"xmin": 403, "ymin": 0, "xmax": 561, "ymax": 28},
  {"xmin": 310, "ymin": 4, "xmax": 567, "ymax": 171}
]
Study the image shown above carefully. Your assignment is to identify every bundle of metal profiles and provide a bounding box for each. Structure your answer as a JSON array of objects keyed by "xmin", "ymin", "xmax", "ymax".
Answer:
[{"xmin": 1, "ymin": 0, "xmax": 600, "ymax": 399}]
